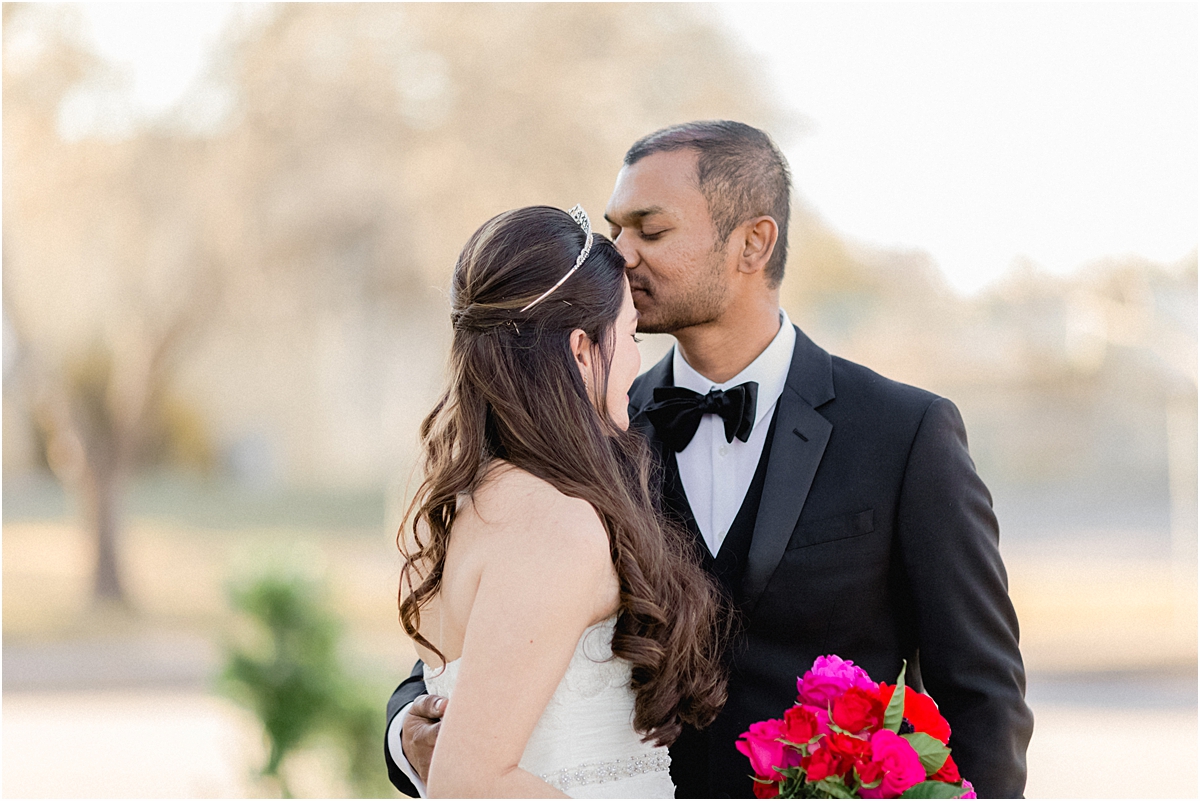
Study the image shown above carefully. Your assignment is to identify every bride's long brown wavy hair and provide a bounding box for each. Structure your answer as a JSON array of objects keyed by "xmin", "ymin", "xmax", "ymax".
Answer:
[{"xmin": 398, "ymin": 205, "xmax": 727, "ymax": 745}]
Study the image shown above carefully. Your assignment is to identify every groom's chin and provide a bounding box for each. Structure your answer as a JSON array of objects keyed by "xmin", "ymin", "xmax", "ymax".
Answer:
[
  {"xmin": 633, "ymin": 305, "xmax": 675, "ymax": 336},
  {"xmin": 636, "ymin": 314, "xmax": 687, "ymax": 336}
]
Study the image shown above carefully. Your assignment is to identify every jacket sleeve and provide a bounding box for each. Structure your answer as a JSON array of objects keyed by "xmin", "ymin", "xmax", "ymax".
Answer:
[
  {"xmin": 896, "ymin": 397, "xmax": 1034, "ymax": 798},
  {"xmin": 385, "ymin": 660, "xmax": 428, "ymax": 796}
]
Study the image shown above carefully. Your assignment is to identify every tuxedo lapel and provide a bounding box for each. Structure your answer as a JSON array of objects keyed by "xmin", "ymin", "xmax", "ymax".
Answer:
[{"xmin": 741, "ymin": 326, "xmax": 835, "ymax": 615}]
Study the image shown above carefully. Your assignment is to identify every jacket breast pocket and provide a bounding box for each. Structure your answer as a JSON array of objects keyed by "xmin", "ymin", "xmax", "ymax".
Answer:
[{"xmin": 785, "ymin": 509, "xmax": 874, "ymax": 550}]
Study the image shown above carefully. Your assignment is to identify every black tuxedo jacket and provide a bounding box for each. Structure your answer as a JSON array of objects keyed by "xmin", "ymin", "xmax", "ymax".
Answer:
[{"xmin": 386, "ymin": 325, "xmax": 1033, "ymax": 798}]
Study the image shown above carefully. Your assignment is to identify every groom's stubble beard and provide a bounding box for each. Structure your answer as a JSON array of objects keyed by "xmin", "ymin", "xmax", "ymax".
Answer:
[{"xmin": 631, "ymin": 245, "xmax": 730, "ymax": 336}]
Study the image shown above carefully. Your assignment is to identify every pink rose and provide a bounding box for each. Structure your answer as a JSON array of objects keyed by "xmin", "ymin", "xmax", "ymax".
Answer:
[
  {"xmin": 958, "ymin": 779, "xmax": 977, "ymax": 799},
  {"xmin": 798, "ymin": 655, "xmax": 878, "ymax": 707},
  {"xmin": 736, "ymin": 719, "xmax": 800, "ymax": 780},
  {"xmin": 859, "ymin": 730, "xmax": 926, "ymax": 799}
]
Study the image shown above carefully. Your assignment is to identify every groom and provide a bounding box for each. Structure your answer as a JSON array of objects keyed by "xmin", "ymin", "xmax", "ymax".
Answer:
[{"xmin": 385, "ymin": 121, "xmax": 1034, "ymax": 798}]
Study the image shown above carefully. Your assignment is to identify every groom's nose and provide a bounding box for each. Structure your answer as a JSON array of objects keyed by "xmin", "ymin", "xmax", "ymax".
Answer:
[{"xmin": 612, "ymin": 232, "xmax": 639, "ymax": 269}]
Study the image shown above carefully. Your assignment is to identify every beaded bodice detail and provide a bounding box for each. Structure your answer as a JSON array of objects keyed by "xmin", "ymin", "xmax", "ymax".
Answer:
[{"xmin": 423, "ymin": 616, "xmax": 674, "ymax": 798}]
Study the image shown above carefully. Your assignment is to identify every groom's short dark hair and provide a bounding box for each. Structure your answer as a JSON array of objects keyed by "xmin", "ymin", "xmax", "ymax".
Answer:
[{"xmin": 624, "ymin": 121, "xmax": 791, "ymax": 287}]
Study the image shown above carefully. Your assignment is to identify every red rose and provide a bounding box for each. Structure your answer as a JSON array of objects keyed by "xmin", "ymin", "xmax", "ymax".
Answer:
[
  {"xmin": 826, "ymin": 732, "xmax": 871, "ymax": 763},
  {"xmin": 855, "ymin": 758, "xmax": 883, "ymax": 787},
  {"xmin": 803, "ymin": 745, "xmax": 840, "ymax": 782},
  {"xmin": 931, "ymin": 754, "xmax": 961, "ymax": 783},
  {"xmin": 832, "ymin": 687, "xmax": 885, "ymax": 733},
  {"xmin": 753, "ymin": 777, "xmax": 780, "ymax": 799},
  {"xmin": 803, "ymin": 734, "xmax": 861, "ymax": 782},
  {"xmin": 901, "ymin": 689, "xmax": 952, "ymax": 745},
  {"xmin": 874, "ymin": 684, "xmax": 952, "ymax": 745},
  {"xmin": 783, "ymin": 705, "xmax": 820, "ymax": 745}
]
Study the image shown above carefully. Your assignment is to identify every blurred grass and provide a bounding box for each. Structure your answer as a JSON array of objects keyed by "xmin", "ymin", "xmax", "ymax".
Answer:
[
  {"xmin": 2, "ymin": 476, "xmax": 418, "ymax": 686},
  {"xmin": 2, "ymin": 472, "xmax": 388, "ymax": 531},
  {"xmin": 3, "ymin": 518, "xmax": 405, "ymax": 649},
  {"xmin": 3, "ymin": 475, "xmax": 1193, "ymax": 675},
  {"xmin": 2, "ymin": 475, "xmax": 421, "ymax": 797},
  {"xmin": 1009, "ymin": 553, "xmax": 1196, "ymax": 673}
]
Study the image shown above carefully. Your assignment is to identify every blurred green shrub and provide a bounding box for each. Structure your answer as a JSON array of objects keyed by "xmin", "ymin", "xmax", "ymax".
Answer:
[{"xmin": 220, "ymin": 571, "xmax": 395, "ymax": 798}]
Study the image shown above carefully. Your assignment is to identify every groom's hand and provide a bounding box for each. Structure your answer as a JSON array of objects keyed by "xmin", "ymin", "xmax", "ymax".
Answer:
[{"xmin": 402, "ymin": 693, "xmax": 446, "ymax": 782}]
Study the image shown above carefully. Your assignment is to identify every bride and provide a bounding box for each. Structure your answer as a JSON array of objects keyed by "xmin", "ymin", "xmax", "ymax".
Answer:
[{"xmin": 398, "ymin": 205, "xmax": 727, "ymax": 797}]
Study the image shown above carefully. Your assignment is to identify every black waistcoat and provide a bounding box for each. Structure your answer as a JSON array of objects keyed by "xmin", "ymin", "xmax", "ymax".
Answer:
[{"xmin": 662, "ymin": 409, "xmax": 779, "ymax": 798}]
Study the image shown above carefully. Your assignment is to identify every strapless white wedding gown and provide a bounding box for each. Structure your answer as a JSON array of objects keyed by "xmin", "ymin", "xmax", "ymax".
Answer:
[{"xmin": 423, "ymin": 616, "xmax": 674, "ymax": 798}]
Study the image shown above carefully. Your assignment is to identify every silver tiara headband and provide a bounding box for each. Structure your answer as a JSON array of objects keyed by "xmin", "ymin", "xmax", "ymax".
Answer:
[{"xmin": 520, "ymin": 204, "xmax": 594, "ymax": 312}]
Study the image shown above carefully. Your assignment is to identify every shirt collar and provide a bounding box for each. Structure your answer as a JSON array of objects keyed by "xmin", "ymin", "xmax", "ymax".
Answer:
[{"xmin": 672, "ymin": 309, "xmax": 797, "ymax": 429}]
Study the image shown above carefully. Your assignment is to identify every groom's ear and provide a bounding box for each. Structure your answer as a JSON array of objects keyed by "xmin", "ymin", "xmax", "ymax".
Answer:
[{"xmin": 736, "ymin": 216, "xmax": 779, "ymax": 277}]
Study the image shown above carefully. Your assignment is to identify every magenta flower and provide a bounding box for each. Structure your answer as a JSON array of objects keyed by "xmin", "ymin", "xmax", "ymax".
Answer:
[
  {"xmin": 797, "ymin": 654, "xmax": 878, "ymax": 707},
  {"xmin": 859, "ymin": 730, "xmax": 926, "ymax": 799},
  {"xmin": 958, "ymin": 779, "xmax": 977, "ymax": 799},
  {"xmin": 735, "ymin": 718, "xmax": 801, "ymax": 780}
]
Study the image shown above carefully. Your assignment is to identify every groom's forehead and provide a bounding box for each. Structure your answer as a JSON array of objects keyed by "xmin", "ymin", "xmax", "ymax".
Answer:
[{"xmin": 606, "ymin": 151, "xmax": 704, "ymax": 219}]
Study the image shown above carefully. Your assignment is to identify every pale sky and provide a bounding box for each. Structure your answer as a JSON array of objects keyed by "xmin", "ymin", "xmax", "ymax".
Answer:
[
  {"xmin": 717, "ymin": 3, "xmax": 1197, "ymax": 292},
  {"xmin": 70, "ymin": 3, "xmax": 1197, "ymax": 295}
]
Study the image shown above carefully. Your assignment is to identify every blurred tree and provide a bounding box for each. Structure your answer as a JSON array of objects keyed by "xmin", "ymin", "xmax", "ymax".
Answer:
[
  {"xmin": 201, "ymin": 3, "xmax": 787, "ymax": 491},
  {"xmin": 219, "ymin": 3, "xmax": 781, "ymax": 293},
  {"xmin": 3, "ymin": 5, "xmax": 226, "ymax": 605},
  {"xmin": 3, "ymin": 3, "xmax": 1193, "ymax": 635},
  {"xmin": 2, "ymin": 2, "xmax": 783, "ymax": 605}
]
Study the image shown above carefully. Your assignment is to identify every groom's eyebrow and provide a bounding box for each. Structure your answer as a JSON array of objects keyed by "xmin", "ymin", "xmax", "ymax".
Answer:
[{"xmin": 605, "ymin": 206, "xmax": 666, "ymax": 226}]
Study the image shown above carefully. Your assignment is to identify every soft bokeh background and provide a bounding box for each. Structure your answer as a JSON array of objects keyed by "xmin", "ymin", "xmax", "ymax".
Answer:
[{"xmin": 3, "ymin": 3, "xmax": 1196, "ymax": 798}]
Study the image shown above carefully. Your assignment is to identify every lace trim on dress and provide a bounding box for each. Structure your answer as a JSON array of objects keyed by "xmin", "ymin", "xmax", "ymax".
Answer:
[{"xmin": 539, "ymin": 752, "xmax": 671, "ymax": 791}]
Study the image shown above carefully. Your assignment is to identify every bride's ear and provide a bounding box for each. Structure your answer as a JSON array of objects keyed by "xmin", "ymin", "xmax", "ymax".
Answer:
[{"xmin": 569, "ymin": 328, "xmax": 595, "ymax": 390}]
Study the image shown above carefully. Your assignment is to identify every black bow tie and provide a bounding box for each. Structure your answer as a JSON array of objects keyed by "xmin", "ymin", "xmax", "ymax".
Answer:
[{"xmin": 643, "ymin": 382, "xmax": 759, "ymax": 453}]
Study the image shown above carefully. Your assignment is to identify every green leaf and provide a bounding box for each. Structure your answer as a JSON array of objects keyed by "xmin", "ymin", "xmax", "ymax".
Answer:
[
  {"xmin": 781, "ymin": 737, "xmax": 818, "ymax": 751},
  {"xmin": 776, "ymin": 772, "xmax": 808, "ymax": 799},
  {"xmin": 899, "ymin": 780, "xmax": 965, "ymax": 798},
  {"xmin": 826, "ymin": 719, "xmax": 852, "ymax": 736},
  {"xmin": 884, "ymin": 659, "xmax": 908, "ymax": 732},
  {"xmin": 902, "ymin": 731, "xmax": 950, "ymax": 774},
  {"xmin": 813, "ymin": 776, "xmax": 856, "ymax": 799},
  {"xmin": 854, "ymin": 763, "xmax": 883, "ymax": 790}
]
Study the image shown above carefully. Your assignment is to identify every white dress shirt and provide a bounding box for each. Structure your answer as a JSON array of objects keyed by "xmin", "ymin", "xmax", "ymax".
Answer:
[
  {"xmin": 386, "ymin": 310, "xmax": 797, "ymax": 794},
  {"xmin": 672, "ymin": 310, "xmax": 796, "ymax": 556},
  {"xmin": 388, "ymin": 706, "xmax": 428, "ymax": 795}
]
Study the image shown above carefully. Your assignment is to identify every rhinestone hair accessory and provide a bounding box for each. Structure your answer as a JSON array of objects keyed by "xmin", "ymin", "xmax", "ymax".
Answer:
[{"xmin": 520, "ymin": 205, "xmax": 594, "ymax": 312}]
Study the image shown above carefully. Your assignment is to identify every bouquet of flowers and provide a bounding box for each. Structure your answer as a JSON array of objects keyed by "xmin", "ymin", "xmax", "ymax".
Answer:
[{"xmin": 737, "ymin": 656, "xmax": 975, "ymax": 799}]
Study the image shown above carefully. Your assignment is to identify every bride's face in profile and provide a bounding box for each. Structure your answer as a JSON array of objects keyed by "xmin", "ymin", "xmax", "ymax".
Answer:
[{"xmin": 573, "ymin": 278, "xmax": 641, "ymax": 430}]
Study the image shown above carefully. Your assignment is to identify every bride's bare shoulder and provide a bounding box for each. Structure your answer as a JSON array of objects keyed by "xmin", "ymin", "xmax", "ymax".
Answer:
[{"xmin": 465, "ymin": 461, "xmax": 608, "ymax": 556}]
